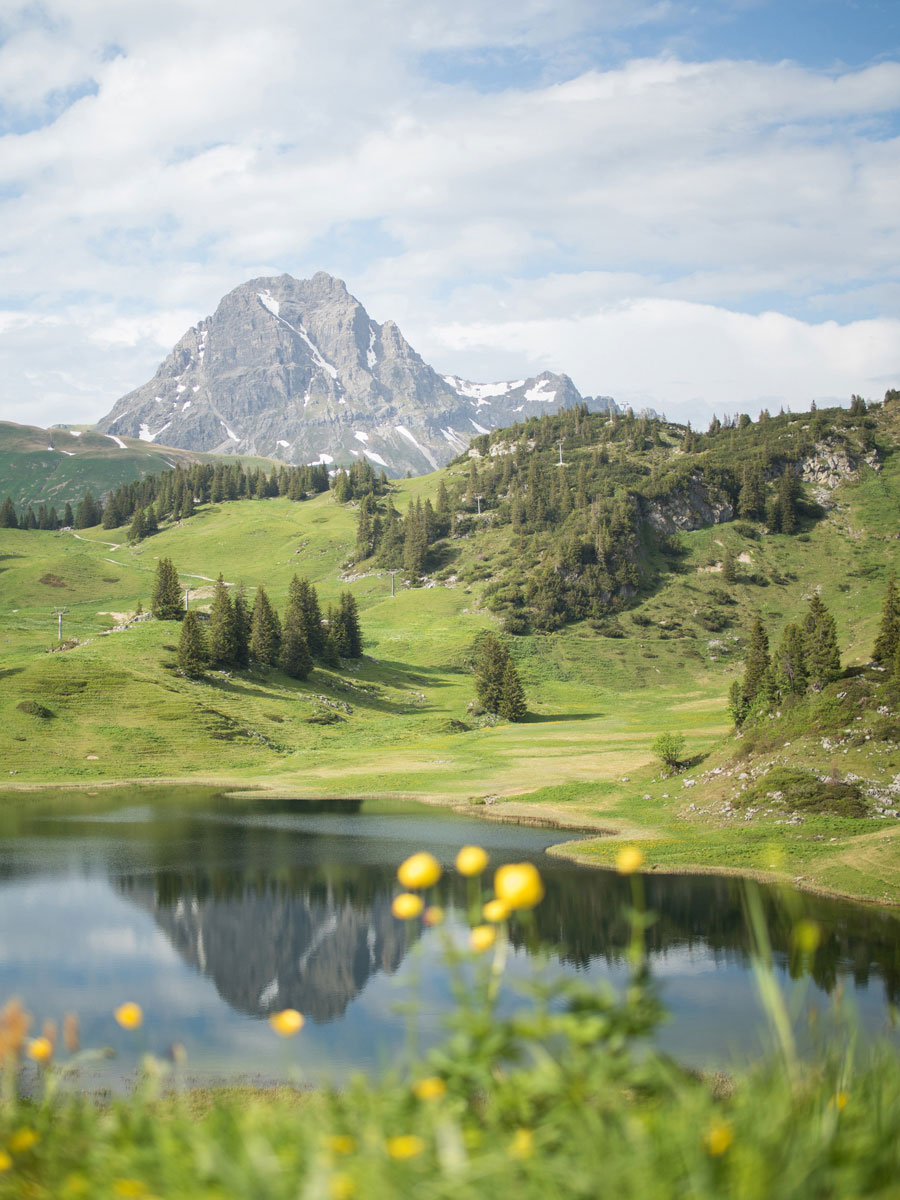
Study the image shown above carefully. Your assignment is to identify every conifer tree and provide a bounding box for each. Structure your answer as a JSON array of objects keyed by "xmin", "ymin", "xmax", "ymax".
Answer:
[
  {"xmin": 474, "ymin": 634, "xmax": 509, "ymax": 715},
  {"xmin": 207, "ymin": 575, "xmax": 237, "ymax": 666},
  {"xmin": 331, "ymin": 591, "xmax": 362, "ymax": 657},
  {"xmin": 0, "ymin": 497, "xmax": 19, "ymax": 528},
  {"xmin": 873, "ymin": 576, "xmax": 900, "ymax": 664},
  {"xmin": 774, "ymin": 622, "xmax": 808, "ymax": 696},
  {"xmin": 737, "ymin": 464, "xmax": 764, "ymax": 520},
  {"xmin": 249, "ymin": 587, "xmax": 281, "ymax": 665},
  {"xmin": 742, "ymin": 615, "xmax": 770, "ymax": 708},
  {"xmin": 321, "ymin": 628, "xmax": 341, "ymax": 668},
  {"xmin": 498, "ymin": 657, "xmax": 527, "ymax": 721},
  {"xmin": 74, "ymin": 490, "xmax": 101, "ymax": 529},
  {"xmin": 143, "ymin": 505, "xmax": 158, "ymax": 536},
  {"xmin": 22, "ymin": 506, "xmax": 37, "ymax": 530},
  {"xmin": 177, "ymin": 610, "xmax": 207, "ymax": 677},
  {"xmin": 63, "ymin": 502, "xmax": 74, "ymax": 527},
  {"xmin": 777, "ymin": 467, "xmax": 800, "ymax": 534},
  {"xmin": 231, "ymin": 585, "xmax": 251, "ymax": 668},
  {"xmin": 151, "ymin": 557, "xmax": 184, "ymax": 620},
  {"xmin": 803, "ymin": 594, "xmax": 841, "ymax": 689},
  {"xmin": 402, "ymin": 503, "xmax": 427, "ymax": 578},
  {"xmin": 279, "ymin": 609, "xmax": 313, "ymax": 680},
  {"xmin": 722, "ymin": 548, "xmax": 736, "ymax": 584},
  {"xmin": 128, "ymin": 507, "xmax": 146, "ymax": 543},
  {"xmin": 287, "ymin": 577, "xmax": 324, "ymax": 657}
]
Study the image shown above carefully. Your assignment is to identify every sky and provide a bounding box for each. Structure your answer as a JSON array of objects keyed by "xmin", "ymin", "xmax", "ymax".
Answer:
[{"xmin": 0, "ymin": 0, "xmax": 899, "ymax": 429}]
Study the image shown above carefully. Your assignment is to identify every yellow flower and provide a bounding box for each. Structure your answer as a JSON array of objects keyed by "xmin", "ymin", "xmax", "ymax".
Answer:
[
  {"xmin": 0, "ymin": 1150, "xmax": 12, "ymax": 1172},
  {"xmin": 830, "ymin": 1091, "xmax": 849, "ymax": 1112},
  {"xmin": 470, "ymin": 925, "xmax": 496, "ymax": 953},
  {"xmin": 392, "ymin": 892, "xmax": 424, "ymax": 920},
  {"xmin": 794, "ymin": 920, "xmax": 821, "ymax": 956},
  {"xmin": 397, "ymin": 852, "xmax": 442, "ymax": 890},
  {"xmin": 494, "ymin": 863, "xmax": 544, "ymax": 910},
  {"xmin": 455, "ymin": 845, "xmax": 489, "ymax": 876},
  {"xmin": 114, "ymin": 1002, "xmax": 143, "ymax": 1030},
  {"xmin": 330, "ymin": 1173, "xmax": 356, "ymax": 1199},
  {"xmin": 27, "ymin": 1037, "xmax": 53, "ymax": 1064},
  {"xmin": 327, "ymin": 1135, "xmax": 356, "ymax": 1155},
  {"xmin": 113, "ymin": 1180, "xmax": 148, "ymax": 1198},
  {"xmin": 386, "ymin": 1135, "xmax": 425, "ymax": 1160},
  {"xmin": 413, "ymin": 1076, "xmax": 447, "ymax": 1100},
  {"xmin": 508, "ymin": 1128, "xmax": 534, "ymax": 1160},
  {"xmin": 704, "ymin": 1119, "xmax": 733, "ymax": 1156},
  {"xmin": 268, "ymin": 1009, "xmax": 305, "ymax": 1036},
  {"xmin": 9, "ymin": 1129, "xmax": 39, "ymax": 1154},
  {"xmin": 615, "ymin": 846, "xmax": 644, "ymax": 875},
  {"xmin": 423, "ymin": 905, "xmax": 445, "ymax": 926},
  {"xmin": 482, "ymin": 898, "xmax": 510, "ymax": 923}
]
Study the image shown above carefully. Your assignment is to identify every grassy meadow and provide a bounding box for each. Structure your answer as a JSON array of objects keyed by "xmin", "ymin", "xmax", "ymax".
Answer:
[{"xmin": 2, "ymin": 425, "xmax": 900, "ymax": 903}]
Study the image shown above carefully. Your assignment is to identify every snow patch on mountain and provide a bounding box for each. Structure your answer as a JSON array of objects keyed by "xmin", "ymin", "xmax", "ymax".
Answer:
[
  {"xmin": 443, "ymin": 375, "xmax": 524, "ymax": 401},
  {"xmin": 354, "ymin": 431, "xmax": 369, "ymax": 443},
  {"xmin": 524, "ymin": 379, "xmax": 559, "ymax": 403},
  {"xmin": 104, "ymin": 434, "xmax": 127, "ymax": 449},
  {"xmin": 367, "ymin": 326, "xmax": 377, "ymax": 369},
  {"xmin": 395, "ymin": 425, "xmax": 439, "ymax": 470}
]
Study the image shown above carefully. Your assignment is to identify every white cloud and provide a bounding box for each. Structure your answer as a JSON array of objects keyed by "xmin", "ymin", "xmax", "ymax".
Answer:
[{"xmin": 0, "ymin": 1, "xmax": 897, "ymax": 427}]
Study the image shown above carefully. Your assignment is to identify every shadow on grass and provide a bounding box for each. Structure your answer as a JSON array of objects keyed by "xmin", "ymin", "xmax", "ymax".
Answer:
[{"xmin": 522, "ymin": 712, "xmax": 601, "ymax": 724}]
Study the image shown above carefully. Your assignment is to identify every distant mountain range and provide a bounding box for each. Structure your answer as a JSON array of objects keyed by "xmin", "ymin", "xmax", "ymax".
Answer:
[{"xmin": 96, "ymin": 272, "xmax": 619, "ymax": 477}]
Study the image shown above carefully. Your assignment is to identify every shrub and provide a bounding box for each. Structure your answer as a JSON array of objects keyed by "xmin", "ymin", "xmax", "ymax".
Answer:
[{"xmin": 651, "ymin": 730, "xmax": 685, "ymax": 769}]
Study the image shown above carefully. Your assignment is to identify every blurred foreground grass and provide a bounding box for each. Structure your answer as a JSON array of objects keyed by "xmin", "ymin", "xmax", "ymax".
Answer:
[{"xmin": 1, "ymin": 849, "xmax": 899, "ymax": 1199}]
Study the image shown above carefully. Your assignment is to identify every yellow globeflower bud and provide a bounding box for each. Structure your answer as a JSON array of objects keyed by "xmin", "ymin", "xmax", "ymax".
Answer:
[
  {"xmin": 508, "ymin": 1128, "xmax": 534, "ymax": 1160},
  {"xmin": 615, "ymin": 846, "xmax": 644, "ymax": 875},
  {"xmin": 27, "ymin": 1037, "xmax": 53, "ymax": 1064},
  {"xmin": 397, "ymin": 852, "xmax": 442, "ymax": 890},
  {"xmin": 0, "ymin": 1150, "xmax": 11, "ymax": 1172},
  {"xmin": 386, "ymin": 1135, "xmax": 425, "ymax": 1160},
  {"xmin": 703, "ymin": 1119, "xmax": 733, "ymax": 1156},
  {"xmin": 412, "ymin": 1075, "xmax": 447, "ymax": 1100},
  {"xmin": 482, "ymin": 898, "xmax": 510, "ymax": 923},
  {"xmin": 330, "ymin": 1173, "xmax": 356, "ymax": 1199},
  {"xmin": 9, "ymin": 1128, "xmax": 39, "ymax": 1153},
  {"xmin": 793, "ymin": 919, "xmax": 821, "ymax": 956},
  {"xmin": 470, "ymin": 925, "xmax": 496, "ymax": 953},
  {"xmin": 113, "ymin": 1002, "xmax": 143, "ymax": 1030},
  {"xmin": 494, "ymin": 862, "xmax": 544, "ymax": 910},
  {"xmin": 392, "ymin": 892, "xmax": 424, "ymax": 920},
  {"xmin": 423, "ymin": 905, "xmax": 445, "ymax": 927},
  {"xmin": 455, "ymin": 845, "xmax": 489, "ymax": 876},
  {"xmin": 268, "ymin": 1009, "xmax": 305, "ymax": 1036}
]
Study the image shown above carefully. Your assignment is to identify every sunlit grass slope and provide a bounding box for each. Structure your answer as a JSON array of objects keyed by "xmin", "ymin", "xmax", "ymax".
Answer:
[{"xmin": 2, "ymin": 428, "xmax": 900, "ymax": 901}]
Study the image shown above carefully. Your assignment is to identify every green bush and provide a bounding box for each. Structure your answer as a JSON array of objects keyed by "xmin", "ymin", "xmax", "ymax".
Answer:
[{"xmin": 15, "ymin": 700, "xmax": 53, "ymax": 719}]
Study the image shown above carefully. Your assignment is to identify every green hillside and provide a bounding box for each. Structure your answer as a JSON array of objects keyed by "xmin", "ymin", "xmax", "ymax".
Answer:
[
  {"xmin": 0, "ymin": 420, "xmax": 279, "ymax": 509},
  {"xmin": 2, "ymin": 398, "xmax": 900, "ymax": 903}
]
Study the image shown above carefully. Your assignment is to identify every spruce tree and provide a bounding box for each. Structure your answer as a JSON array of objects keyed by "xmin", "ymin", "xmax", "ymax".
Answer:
[
  {"xmin": 474, "ymin": 634, "xmax": 509, "ymax": 714},
  {"xmin": 774, "ymin": 622, "xmax": 808, "ymax": 696},
  {"xmin": 498, "ymin": 657, "xmax": 527, "ymax": 721},
  {"xmin": 207, "ymin": 575, "xmax": 237, "ymax": 666},
  {"xmin": 177, "ymin": 610, "xmax": 207, "ymax": 677},
  {"xmin": 0, "ymin": 497, "xmax": 17, "ymax": 528},
  {"xmin": 803, "ymin": 594, "xmax": 841, "ymax": 690},
  {"xmin": 74, "ymin": 490, "xmax": 101, "ymax": 529},
  {"xmin": 151, "ymin": 557, "xmax": 184, "ymax": 620},
  {"xmin": 873, "ymin": 576, "xmax": 900, "ymax": 664},
  {"xmin": 742, "ymin": 615, "xmax": 770, "ymax": 708},
  {"xmin": 63, "ymin": 502, "xmax": 74, "ymax": 527},
  {"xmin": 321, "ymin": 628, "xmax": 341, "ymax": 668},
  {"xmin": 128, "ymin": 507, "xmax": 146, "ymax": 543},
  {"xmin": 231, "ymin": 585, "xmax": 251, "ymax": 668},
  {"xmin": 287, "ymin": 577, "xmax": 324, "ymax": 657},
  {"xmin": 777, "ymin": 468, "xmax": 800, "ymax": 534},
  {"xmin": 279, "ymin": 610, "xmax": 313, "ymax": 680},
  {"xmin": 331, "ymin": 592, "xmax": 362, "ymax": 657},
  {"xmin": 722, "ymin": 548, "xmax": 736, "ymax": 584},
  {"xmin": 249, "ymin": 587, "xmax": 281, "ymax": 665},
  {"xmin": 143, "ymin": 505, "xmax": 159, "ymax": 536}
]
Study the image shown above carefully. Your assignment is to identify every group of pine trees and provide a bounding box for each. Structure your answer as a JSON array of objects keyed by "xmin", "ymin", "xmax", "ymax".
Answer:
[
  {"xmin": 149, "ymin": 558, "xmax": 363, "ymax": 680},
  {"xmin": 871, "ymin": 576, "xmax": 900, "ymax": 682},
  {"xmin": 729, "ymin": 594, "xmax": 842, "ymax": 725},
  {"xmin": 472, "ymin": 634, "xmax": 527, "ymax": 721},
  {"xmin": 0, "ymin": 496, "xmax": 76, "ymax": 530}
]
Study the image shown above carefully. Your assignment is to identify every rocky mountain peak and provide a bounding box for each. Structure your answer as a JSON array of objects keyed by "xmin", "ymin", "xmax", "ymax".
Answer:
[{"xmin": 95, "ymin": 272, "xmax": 607, "ymax": 476}]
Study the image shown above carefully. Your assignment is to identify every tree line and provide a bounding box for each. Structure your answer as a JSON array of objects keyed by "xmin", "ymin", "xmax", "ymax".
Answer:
[
  {"xmin": 729, "ymin": 594, "xmax": 842, "ymax": 725},
  {"xmin": 149, "ymin": 559, "xmax": 362, "ymax": 680}
]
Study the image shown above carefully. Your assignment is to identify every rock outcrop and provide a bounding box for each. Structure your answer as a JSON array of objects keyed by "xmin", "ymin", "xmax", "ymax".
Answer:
[{"xmin": 96, "ymin": 272, "xmax": 598, "ymax": 477}]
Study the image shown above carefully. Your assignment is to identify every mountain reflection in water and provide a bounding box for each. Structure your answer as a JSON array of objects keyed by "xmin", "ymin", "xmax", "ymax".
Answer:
[{"xmin": 1, "ymin": 788, "xmax": 898, "ymax": 1083}]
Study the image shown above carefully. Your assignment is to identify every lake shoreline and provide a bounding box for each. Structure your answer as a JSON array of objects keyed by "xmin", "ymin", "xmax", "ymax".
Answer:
[{"xmin": 2, "ymin": 774, "xmax": 898, "ymax": 911}]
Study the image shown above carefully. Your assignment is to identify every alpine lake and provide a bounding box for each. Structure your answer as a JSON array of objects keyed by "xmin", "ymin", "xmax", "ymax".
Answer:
[{"xmin": 1, "ymin": 787, "xmax": 898, "ymax": 1089}]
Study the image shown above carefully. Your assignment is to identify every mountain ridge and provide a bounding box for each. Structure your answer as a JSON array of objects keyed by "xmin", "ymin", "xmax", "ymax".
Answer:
[{"xmin": 95, "ymin": 271, "xmax": 616, "ymax": 476}]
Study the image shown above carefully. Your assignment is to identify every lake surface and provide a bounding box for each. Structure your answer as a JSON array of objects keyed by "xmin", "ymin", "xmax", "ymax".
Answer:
[{"xmin": 1, "ymin": 787, "xmax": 898, "ymax": 1087}]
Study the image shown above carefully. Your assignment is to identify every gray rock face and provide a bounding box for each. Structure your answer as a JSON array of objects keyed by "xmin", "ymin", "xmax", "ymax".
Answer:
[
  {"xmin": 96, "ymin": 272, "xmax": 597, "ymax": 476},
  {"xmin": 641, "ymin": 473, "xmax": 735, "ymax": 533}
]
